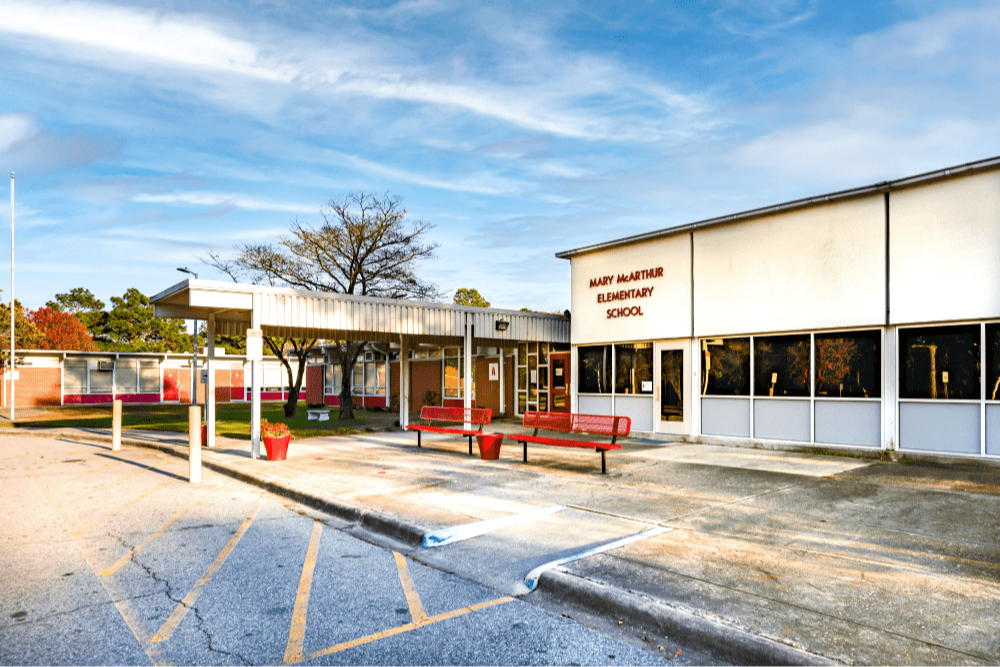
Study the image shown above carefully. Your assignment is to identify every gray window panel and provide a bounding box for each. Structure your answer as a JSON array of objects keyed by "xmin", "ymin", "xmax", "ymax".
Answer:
[
  {"xmin": 614, "ymin": 395, "xmax": 654, "ymax": 432},
  {"xmin": 64, "ymin": 361, "xmax": 88, "ymax": 394},
  {"xmin": 139, "ymin": 361, "xmax": 160, "ymax": 393},
  {"xmin": 754, "ymin": 399, "xmax": 811, "ymax": 442},
  {"xmin": 814, "ymin": 401, "xmax": 881, "ymax": 448},
  {"xmin": 701, "ymin": 397, "xmax": 751, "ymax": 438},
  {"xmin": 90, "ymin": 363, "xmax": 114, "ymax": 394},
  {"xmin": 899, "ymin": 402, "xmax": 980, "ymax": 454},
  {"xmin": 115, "ymin": 361, "xmax": 139, "ymax": 393},
  {"xmin": 578, "ymin": 395, "xmax": 613, "ymax": 416},
  {"xmin": 987, "ymin": 405, "xmax": 1000, "ymax": 456}
]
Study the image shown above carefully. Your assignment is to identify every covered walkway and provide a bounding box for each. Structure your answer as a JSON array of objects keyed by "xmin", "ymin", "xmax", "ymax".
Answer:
[{"xmin": 150, "ymin": 279, "xmax": 570, "ymax": 457}]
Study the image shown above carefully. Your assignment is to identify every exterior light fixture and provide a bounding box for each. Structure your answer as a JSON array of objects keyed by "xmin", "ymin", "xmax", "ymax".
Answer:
[{"xmin": 495, "ymin": 319, "xmax": 509, "ymax": 332}]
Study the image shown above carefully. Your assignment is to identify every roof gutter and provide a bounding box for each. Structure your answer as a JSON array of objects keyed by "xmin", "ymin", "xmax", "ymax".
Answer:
[{"xmin": 555, "ymin": 154, "xmax": 1000, "ymax": 259}]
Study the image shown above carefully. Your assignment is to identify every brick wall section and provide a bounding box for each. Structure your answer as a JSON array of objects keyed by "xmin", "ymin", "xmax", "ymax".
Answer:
[
  {"xmin": 306, "ymin": 366, "xmax": 323, "ymax": 405},
  {"xmin": 390, "ymin": 361, "xmax": 400, "ymax": 406},
  {"xmin": 5, "ymin": 367, "xmax": 62, "ymax": 407},
  {"xmin": 411, "ymin": 359, "xmax": 442, "ymax": 409}
]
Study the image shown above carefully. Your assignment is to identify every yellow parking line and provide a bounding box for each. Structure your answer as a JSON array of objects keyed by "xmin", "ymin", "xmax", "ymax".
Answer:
[
  {"xmin": 31, "ymin": 477, "xmax": 167, "ymax": 666},
  {"xmin": 73, "ymin": 478, "xmax": 178, "ymax": 537},
  {"xmin": 100, "ymin": 495, "xmax": 206, "ymax": 577},
  {"xmin": 393, "ymin": 552, "xmax": 428, "ymax": 623},
  {"xmin": 302, "ymin": 596, "xmax": 515, "ymax": 662},
  {"xmin": 151, "ymin": 497, "xmax": 266, "ymax": 643},
  {"xmin": 283, "ymin": 521, "xmax": 323, "ymax": 664}
]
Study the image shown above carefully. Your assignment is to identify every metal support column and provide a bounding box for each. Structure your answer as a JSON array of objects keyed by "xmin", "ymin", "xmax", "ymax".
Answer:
[
  {"xmin": 206, "ymin": 315, "xmax": 216, "ymax": 448},
  {"xmin": 399, "ymin": 335, "xmax": 410, "ymax": 429},
  {"xmin": 464, "ymin": 314, "xmax": 473, "ymax": 430}
]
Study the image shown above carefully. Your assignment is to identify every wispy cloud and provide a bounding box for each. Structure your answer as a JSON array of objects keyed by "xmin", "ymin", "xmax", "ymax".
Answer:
[{"xmin": 132, "ymin": 191, "xmax": 316, "ymax": 213}]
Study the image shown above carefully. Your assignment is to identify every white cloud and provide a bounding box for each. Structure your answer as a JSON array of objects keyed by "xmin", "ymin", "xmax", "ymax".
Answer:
[
  {"xmin": 133, "ymin": 191, "xmax": 316, "ymax": 213},
  {"xmin": 0, "ymin": 0, "xmax": 711, "ymax": 143},
  {"xmin": 0, "ymin": 113, "xmax": 36, "ymax": 152},
  {"xmin": 0, "ymin": 0, "xmax": 297, "ymax": 82}
]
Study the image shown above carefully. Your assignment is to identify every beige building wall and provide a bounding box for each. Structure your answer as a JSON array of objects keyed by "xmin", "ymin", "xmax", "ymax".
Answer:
[
  {"xmin": 570, "ymin": 234, "xmax": 691, "ymax": 345},
  {"xmin": 693, "ymin": 195, "xmax": 886, "ymax": 337},
  {"xmin": 889, "ymin": 170, "xmax": 1000, "ymax": 325}
]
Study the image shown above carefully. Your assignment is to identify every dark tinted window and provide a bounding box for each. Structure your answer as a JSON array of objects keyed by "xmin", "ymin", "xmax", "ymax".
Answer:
[
  {"xmin": 754, "ymin": 334, "xmax": 811, "ymax": 397},
  {"xmin": 900, "ymin": 324, "xmax": 980, "ymax": 400},
  {"xmin": 701, "ymin": 338, "xmax": 750, "ymax": 396},
  {"xmin": 815, "ymin": 330, "xmax": 881, "ymax": 398},
  {"xmin": 578, "ymin": 345, "xmax": 612, "ymax": 394},
  {"xmin": 615, "ymin": 343, "xmax": 653, "ymax": 394}
]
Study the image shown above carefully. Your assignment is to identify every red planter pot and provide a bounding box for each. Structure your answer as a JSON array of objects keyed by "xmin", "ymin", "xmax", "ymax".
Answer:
[
  {"xmin": 263, "ymin": 435, "xmax": 291, "ymax": 461},
  {"xmin": 476, "ymin": 433, "xmax": 504, "ymax": 460}
]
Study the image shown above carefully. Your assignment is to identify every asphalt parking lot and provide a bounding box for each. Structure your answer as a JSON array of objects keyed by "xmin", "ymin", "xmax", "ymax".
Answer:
[{"xmin": 1, "ymin": 435, "xmax": 717, "ymax": 665}]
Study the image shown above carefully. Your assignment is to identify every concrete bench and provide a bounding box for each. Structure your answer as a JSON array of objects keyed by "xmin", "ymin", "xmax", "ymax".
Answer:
[{"xmin": 306, "ymin": 409, "xmax": 330, "ymax": 422}]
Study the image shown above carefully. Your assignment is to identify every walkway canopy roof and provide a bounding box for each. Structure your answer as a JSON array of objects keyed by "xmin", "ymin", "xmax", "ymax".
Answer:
[{"xmin": 150, "ymin": 279, "xmax": 570, "ymax": 348}]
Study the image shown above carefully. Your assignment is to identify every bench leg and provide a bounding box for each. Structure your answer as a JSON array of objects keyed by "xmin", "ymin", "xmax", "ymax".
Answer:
[
  {"xmin": 523, "ymin": 442, "xmax": 527, "ymax": 463},
  {"xmin": 468, "ymin": 435, "xmax": 473, "ymax": 456},
  {"xmin": 417, "ymin": 431, "xmax": 421, "ymax": 448}
]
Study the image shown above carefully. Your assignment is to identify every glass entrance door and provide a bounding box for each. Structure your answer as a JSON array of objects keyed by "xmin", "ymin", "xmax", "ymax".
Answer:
[{"xmin": 655, "ymin": 341, "xmax": 689, "ymax": 435}]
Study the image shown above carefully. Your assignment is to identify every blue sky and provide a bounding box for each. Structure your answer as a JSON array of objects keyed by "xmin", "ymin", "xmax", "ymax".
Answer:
[{"xmin": 1, "ymin": 0, "xmax": 998, "ymax": 313}]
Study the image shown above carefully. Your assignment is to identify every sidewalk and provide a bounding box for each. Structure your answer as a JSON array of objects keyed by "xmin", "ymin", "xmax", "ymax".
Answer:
[{"xmin": 9, "ymin": 426, "xmax": 999, "ymax": 665}]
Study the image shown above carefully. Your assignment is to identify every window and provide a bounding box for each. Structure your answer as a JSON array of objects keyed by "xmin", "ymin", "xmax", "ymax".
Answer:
[
  {"xmin": 701, "ymin": 338, "xmax": 750, "ymax": 396},
  {"xmin": 987, "ymin": 323, "xmax": 1000, "ymax": 401},
  {"xmin": 139, "ymin": 361, "xmax": 160, "ymax": 393},
  {"xmin": 443, "ymin": 349, "xmax": 473, "ymax": 399},
  {"xmin": 815, "ymin": 331, "xmax": 880, "ymax": 398},
  {"xmin": 115, "ymin": 360, "xmax": 138, "ymax": 394},
  {"xmin": 754, "ymin": 335, "xmax": 811, "ymax": 397},
  {"xmin": 325, "ymin": 364, "xmax": 343, "ymax": 394},
  {"xmin": 578, "ymin": 345, "xmax": 612, "ymax": 394},
  {"xmin": 615, "ymin": 343, "xmax": 653, "ymax": 394},
  {"xmin": 90, "ymin": 361, "xmax": 114, "ymax": 394},
  {"xmin": 352, "ymin": 363, "xmax": 364, "ymax": 395},
  {"xmin": 64, "ymin": 360, "xmax": 88, "ymax": 394},
  {"xmin": 900, "ymin": 324, "xmax": 979, "ymax": 400}
]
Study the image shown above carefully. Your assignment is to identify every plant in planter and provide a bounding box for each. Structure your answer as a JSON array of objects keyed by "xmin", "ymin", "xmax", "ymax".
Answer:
[{"xmin": 260, "ymin": 419, "xmax": 292, "ymax": 461}]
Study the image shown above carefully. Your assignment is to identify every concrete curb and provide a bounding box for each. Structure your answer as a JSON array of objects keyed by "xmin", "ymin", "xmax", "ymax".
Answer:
[
  {"xmin": 537, "ymin": 569, "xmax": 836, "ymax": 666},
  {"xmin": 81, "ymin": 433, "xmax": 429, "ymax": 549}
]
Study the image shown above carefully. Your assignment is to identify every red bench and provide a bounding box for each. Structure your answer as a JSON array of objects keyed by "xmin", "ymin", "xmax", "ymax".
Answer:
[
  {"xmin": 506, "ymin": 411, "xmax": 631, "ymax": 474},
  {"xmin": 407, "ymin": 406, "xmax": 493, "ymax": 455}
]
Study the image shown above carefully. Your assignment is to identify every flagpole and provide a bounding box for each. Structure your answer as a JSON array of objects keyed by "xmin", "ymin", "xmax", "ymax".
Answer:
[{"xmin": 9, "ymin": 171, "xmax": 14, "ymax": 421}]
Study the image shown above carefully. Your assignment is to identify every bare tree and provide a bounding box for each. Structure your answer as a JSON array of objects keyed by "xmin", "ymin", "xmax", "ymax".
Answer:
[{"xmin": 207, "ymin": 191, "xmax": 439, "ymax": 419}]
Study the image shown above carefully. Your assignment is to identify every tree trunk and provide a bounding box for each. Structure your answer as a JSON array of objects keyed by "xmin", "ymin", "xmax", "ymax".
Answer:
[{"xmin": 336, "ymin": 342, "xmax": 365, "ymax": 421}]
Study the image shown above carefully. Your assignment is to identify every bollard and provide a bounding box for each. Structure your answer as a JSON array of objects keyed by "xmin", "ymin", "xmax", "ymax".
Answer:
[
  {"xmin": 188, "ymin": 405, "xmax": 201, "ymax": 484},
  {"xmin": 111, "ymin": 399, "xmax": 123, "ymax": 451}
]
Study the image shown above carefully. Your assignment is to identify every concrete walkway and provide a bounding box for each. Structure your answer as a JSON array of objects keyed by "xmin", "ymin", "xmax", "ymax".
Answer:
[{"xmin": 7, "ymin": 426, "xmax": 999, "ymax": 665}]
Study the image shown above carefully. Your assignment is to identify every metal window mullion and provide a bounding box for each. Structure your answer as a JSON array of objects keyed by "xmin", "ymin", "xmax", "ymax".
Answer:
[
  {"xmin": 749, "ymin": 336, "xmax": 755, "ymax": 439},
  {"xmin": 610, "ymin": 344, "xmax": 616, "ymax": 416},
  {"xmin": 810, "ymin": 333, "xmax": 815, "ymax": 444},
  {"xmin": 982, "ymin": 322, "xmax": 987, "ymax": 456}
]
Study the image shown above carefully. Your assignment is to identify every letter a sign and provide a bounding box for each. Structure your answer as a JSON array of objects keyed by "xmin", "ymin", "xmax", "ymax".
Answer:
[{"xmin": 489, "ymin": 363, "xmax": 499, "ymax": 381}]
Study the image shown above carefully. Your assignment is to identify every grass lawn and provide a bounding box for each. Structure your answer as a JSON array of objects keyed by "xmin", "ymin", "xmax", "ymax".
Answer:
[{"xmin": 7, "ymin": 403, "xmax": 401, "ymax": 440}]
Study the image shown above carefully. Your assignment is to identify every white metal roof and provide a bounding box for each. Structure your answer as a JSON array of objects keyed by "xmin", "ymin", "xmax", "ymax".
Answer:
[{"xmin": 150, "ymin": 279, "xmax": 569, "ymax": 347}]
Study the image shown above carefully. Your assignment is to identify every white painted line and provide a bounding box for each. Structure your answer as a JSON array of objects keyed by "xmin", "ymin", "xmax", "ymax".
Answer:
[
  {"xmin": 523, "ymin": 526, "xmax": 672, "ymax": 591},
  {"xmin": 422, "ymin": 505, "xmax": 567, "ymax": 548}
]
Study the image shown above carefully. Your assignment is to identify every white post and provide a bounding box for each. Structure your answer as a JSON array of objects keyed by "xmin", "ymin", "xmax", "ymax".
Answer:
[
  {"xmin": 249, "ymin": 296, "xmax": 262, "ymax": 459},
  {"xmin": 9, "ymin": 171, "xmax": 14, "ymax": 421},
  {"xmin": 499, "ymin": 348, "xmax": 505, "ymax": 416},
  {"xmin": 464, "ymin": 314, "xmax": 473, "ymax": 429},
  {"xmin": 206, "ymin": 315, "xmax": 216, "ymax": 448},
  {"xmin": 112, "ymin": 399, "xmax": 122, "ymax": 451},
  {"xmin": 190, "ymin": 319, "xmax": 198, "ymax": 406},
  {"xmin": 884, "ymin": 326, "xmax": 897, "ymax": 452},
  {"xmin": 188, "ymin": 405, "xmax": 201, "ymax": 483},
  {"xmin": 399, "ymin": 335, "xmax": 410, "ymax": 429}
]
